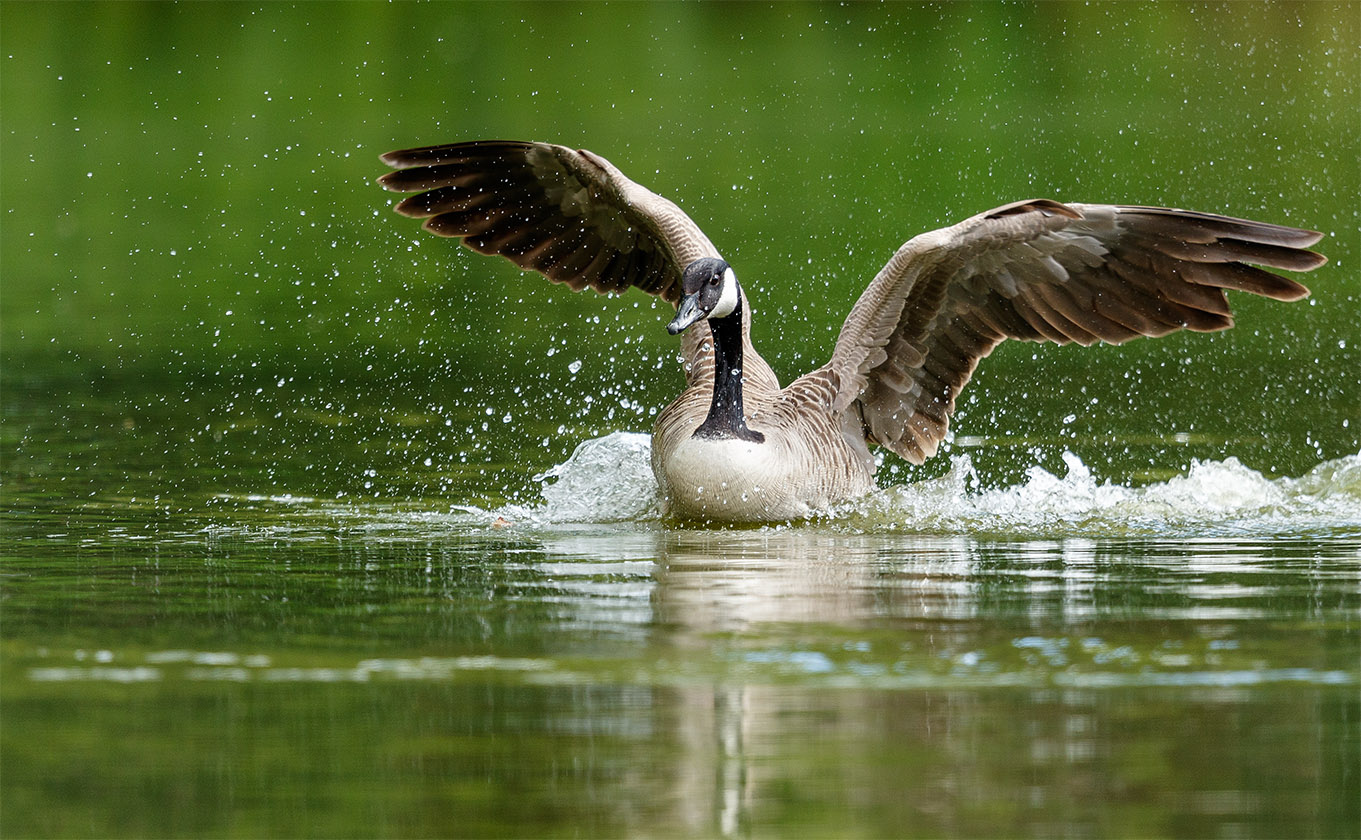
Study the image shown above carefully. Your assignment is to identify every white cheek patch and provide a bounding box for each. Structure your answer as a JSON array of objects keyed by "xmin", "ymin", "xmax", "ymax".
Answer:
[{"xmin": 710, "ymin": 266, "xmax": 740, "ymax": 319}]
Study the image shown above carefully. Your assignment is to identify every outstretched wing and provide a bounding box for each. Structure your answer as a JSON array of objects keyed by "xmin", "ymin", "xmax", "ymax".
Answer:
[
  {"xmin": 379, "ymin": 140, "xmax": 749, "ymax": 384},
  {"xmin": 817, "ymin": 200, "xmax": 1326, "ymax": 464},
  {"xmin": 378, "ymin": 140, "xmax": 719, "ymax": 303}
]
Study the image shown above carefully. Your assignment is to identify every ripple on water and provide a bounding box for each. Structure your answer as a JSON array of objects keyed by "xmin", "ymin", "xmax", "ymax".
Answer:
[{"xmin": 24, "ymin": 646, "xmax": 1358, "ymax": 690}]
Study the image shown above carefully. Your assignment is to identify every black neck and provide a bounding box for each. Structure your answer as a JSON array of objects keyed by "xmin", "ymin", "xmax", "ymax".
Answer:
[{"xmin": 693, "ymin": 299, "xmax": 765, "ymax": 443}]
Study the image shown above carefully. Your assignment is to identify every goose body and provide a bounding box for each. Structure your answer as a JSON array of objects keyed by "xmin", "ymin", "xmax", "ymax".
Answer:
[
  {"xmin": 378, "ymin": 140, "xmax": 1325, "ymax": 522},
  {"xmin": 652, "ymin": 364, "xmax": 876, "ymax": 520}
]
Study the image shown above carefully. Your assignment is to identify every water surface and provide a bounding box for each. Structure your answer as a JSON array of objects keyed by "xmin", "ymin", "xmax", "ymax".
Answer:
[{"xmin": 5, "ymin": 381, "xmax": 1359, "ymax": 837}]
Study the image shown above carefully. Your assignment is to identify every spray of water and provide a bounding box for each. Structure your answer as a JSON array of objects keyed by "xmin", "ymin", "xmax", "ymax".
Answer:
[{"xmin": 507, "ymin": 434, "xmax": 1361, "ymax": 537}]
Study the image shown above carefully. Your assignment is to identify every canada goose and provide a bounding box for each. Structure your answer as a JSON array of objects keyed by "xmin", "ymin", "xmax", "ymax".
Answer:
[{"xmin": 377, "ymin": 140, "xmax": 1325, "ymax": 522}]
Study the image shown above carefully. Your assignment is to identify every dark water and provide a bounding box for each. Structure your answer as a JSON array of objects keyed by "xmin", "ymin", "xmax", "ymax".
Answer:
[{"xmin": 3, "ymin": 3, "xmax": 1360, "ymax": 837}]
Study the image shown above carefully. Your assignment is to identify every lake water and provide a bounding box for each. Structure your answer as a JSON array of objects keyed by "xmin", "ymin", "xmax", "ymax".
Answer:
[
  {"xmin": 5, "ymin": 377, "xmax": 1359, "ymax": 837},
  {"xmin": 3, "ymin": 3, "xmax": 1359, "ymax": 837}
]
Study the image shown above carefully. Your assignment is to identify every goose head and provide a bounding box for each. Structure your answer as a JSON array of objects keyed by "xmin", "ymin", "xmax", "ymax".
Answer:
[{"xmin": 666, "ymin": 258, "xmax": 740, "ymax": 335}]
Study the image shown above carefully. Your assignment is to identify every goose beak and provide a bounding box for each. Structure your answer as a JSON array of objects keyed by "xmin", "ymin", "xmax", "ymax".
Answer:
[{"xmin": 666, "ymin": 293, "xmax": 705, "ymax": 335}]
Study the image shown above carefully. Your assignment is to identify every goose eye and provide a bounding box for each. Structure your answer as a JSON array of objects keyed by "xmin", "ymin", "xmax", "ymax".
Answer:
[{"xmin": 709, "ymin": 275, "xmax": 720, "ymax": 285}]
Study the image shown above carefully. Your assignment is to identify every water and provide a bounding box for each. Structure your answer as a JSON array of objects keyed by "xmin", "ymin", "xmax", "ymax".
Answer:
[
  {"xmin": 5, "ymin": 381, "xmax": 1359, "ymax": 836},
  {"xmin": 4, "ymin": 3, "xmax": 1360, "ymax": 837},
  {"xmin": 6, "ymin": 515, "xmax": 1359, "ymax": 835}
]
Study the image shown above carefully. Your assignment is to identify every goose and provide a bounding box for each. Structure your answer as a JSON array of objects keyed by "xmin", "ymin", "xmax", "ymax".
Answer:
[{"xmin": 377, "ymin": 140, "xmax": 1326, "ymax": 522}]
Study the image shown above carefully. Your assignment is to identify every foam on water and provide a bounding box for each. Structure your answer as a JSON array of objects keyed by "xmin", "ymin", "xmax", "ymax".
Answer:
[{"xmin": 508, "ymin": 432, "xmax": 1361, "ymax": 537}]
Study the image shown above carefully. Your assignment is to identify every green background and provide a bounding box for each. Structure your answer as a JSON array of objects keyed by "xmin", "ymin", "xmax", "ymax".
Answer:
[{"xmin": 3, "ymin": 1, "xmax": 1357, "ymax": 506}]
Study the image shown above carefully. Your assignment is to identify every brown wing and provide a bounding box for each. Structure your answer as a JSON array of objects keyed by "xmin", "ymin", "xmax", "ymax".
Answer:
[
  {"xmin": 377, "ymin": 140, "xmax": 719, "ymax": 303},
  {"xmin": 814, "ymin": 200, "xmax": 1326, "ymax": 464}
]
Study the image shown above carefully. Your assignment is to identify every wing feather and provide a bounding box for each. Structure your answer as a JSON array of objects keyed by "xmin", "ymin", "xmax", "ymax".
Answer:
[
  {"xmin": 379, "ymin": 140, "xmax": 782, "ymax": 390},
  {"xmin": 378, "ymin": 140, "xmax": 718, "ymax": 304},
  {"xmin": 811, "ymin": 201, "xmax": 1324, "ymax": 464}
]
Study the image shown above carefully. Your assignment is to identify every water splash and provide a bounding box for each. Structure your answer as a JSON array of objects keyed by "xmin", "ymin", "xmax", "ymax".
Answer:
[
  {"xmin": 508, "ymin": 433, "xmax": 1361, "ymax": 537},
  {"xmin": 844, "ymin": 451, "xmax": 1361, "ymax": 536},
  {"xmin": 504, "ymin": 432, "xmax": 663, "ymax": 524}
]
